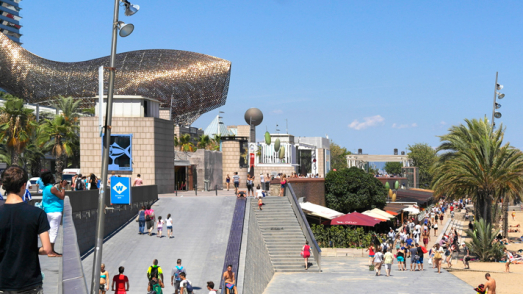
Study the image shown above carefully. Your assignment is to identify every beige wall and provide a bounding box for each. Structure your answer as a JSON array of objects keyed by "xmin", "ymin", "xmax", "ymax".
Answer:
[
  {"xmin": 237, "ymin": 125, "xmax": 250, "ymax": 137},
  {"xmin": 80, "ymin": 117, "xmax": 174, "ymax": 194},
  {"xmin": 222, "ymin": 140, "xmax": 247, "ymax": 188},
  {"xmin": 317, "ymin": 148, "xmax": 325, "ymax": 177}
]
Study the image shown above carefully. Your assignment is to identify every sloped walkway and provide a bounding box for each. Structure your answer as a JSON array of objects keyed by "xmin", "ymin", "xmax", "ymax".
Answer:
[{"xmin": 82, "ymin": 196, "xmax": 235, "ymax": 294}]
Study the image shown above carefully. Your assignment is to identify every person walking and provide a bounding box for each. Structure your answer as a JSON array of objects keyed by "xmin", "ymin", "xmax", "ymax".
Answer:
[
  {"xmin": 366, "ymin": 244, "xmax": 375, "ymax": 266},
  {"xmin": 157, "ymin": 216, "xmax": 164, "ymax": 238},
  {"xmin": 0, "ymin": 166, "xmax": 52, "ymax": 293},
  {"xmin": 440, "ymin": 213, "xmax": 444, "ymax": 225},
  {"xmin": 504, "ymin": 248, "xmax": 514, "ymax": 273},
  {"xmin": 434, "ymin": 243, "xmax": 444, "ymax": 273},
  {"xmin": 75, "ymin": 173, "xmax": 86, "ymax": 191},
  {"xmin": 147, "ymin": 259, "xmax": 164, "ymax": 284},
  {"xmin": 171, "ymin": 259, "xmax": 186, "ymax": 294},
  {"xmin": 408, "ymin": 245, "xmax": 418, "ymax": 271},
  {"xmin": 259, "ymin": 173, "xmax": 265, "ymax": 192},
  {"xmin": 225, "ymin": 174, "xmax": 230, "ymax": 191},
  {"xmin": 233, "ymin": 172, "xmax": 240, "ymax": 194},
  {"xmin": 147, "ymin": 277, "xmax": 163, "ymax": 294},
  {"xmin": 166, "ymin": 214, "xmax": 173, "ymax": 239},
  {"xmin": 138, "ymin": 206, "xmax": 146, "ymax": 234},
  {"xmin": 433, "ymin": 222, "xmax": 438, "ymax": 237},
  {"xmin": 41, "ymin": 171, "xmax": 66, "ymax": 257},
  {"xmin": 512, "ymin": 209, "xmax": 516, "ymax": 221},
  {"xmin": 145, "ymin": 205, "xmax": 155, "ymax": 236},
  {"xmin": 445, "ymin": 245, "xmax": 453, "ymax": 269},
  {"xmin": 280, "ymin": 174, "xmax": 287, "ymax": 197},
  {"xmin": 384, "ymin": 248, "xmax": 394, "ymax": 277},
  {"xmin": 207, "ymin": 281, "xmax": 217, "ymax": 294},
  {"xmin": 485, "ymin": 273, "xmax": 496, "ymax": 294},
  {"xmin": 301, "ymin": 241, "xmax": 311, "ymax": 270},
  {"xmin": 100, "ymin": 263, "xmax": 109, "ymax": 294},
  {"xmin": 422, "ymin": 229, "xmax": 430, "ymax": 248},
  {"xmin": 179, "ymin": 272, "xmax": 193, "ymax": 294},
  {"xmin": 373, "ymin": 247, "xmax": 384, "ymax": 276},
  {"xmin": 462, "ymin": 242, "xmax": 470, "ymax": 269},
  {"xmin": 111, "ymin": 266, "xmax": 129, "ymax": 294},
  {"xmin": 133, "ymin": 174, "xmax": 143, "ymax": 186},
  {"xmin": 396, "ymin": 246, "xmax": 405, "ymax": 271},
  {"xmin": 246, "ymin": 175, "xmax": 254, "ymax": 197},
  {"xmin": 266, "ymin": 173, "xmax": 271, "ymax": 191}
]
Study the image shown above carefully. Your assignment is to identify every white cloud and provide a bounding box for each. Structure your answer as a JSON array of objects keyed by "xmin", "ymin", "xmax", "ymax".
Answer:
[
  {"xmin": 392, "ymin": 122, "xmax": 417, "ymax": 129},
  {"xmin": 272, "ymin": 109, "xmax": 283, "ymax": 114},
  {"xmin": 440, "ymin": 121, "xmax": 446, "ymax": 125},
  {"xmin": 348, "ymin": 115, "xmax": 384, "ymax": 130}
]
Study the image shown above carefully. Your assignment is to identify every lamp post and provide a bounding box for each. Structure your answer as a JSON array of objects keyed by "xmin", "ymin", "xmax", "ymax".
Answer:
[
  {"xmin": 90, "ymin": 1, "xmax": 138, "ymax": 293},
  {"xmin": 490, "ymin": 72, "xmax": 505, "ymax": 129}
]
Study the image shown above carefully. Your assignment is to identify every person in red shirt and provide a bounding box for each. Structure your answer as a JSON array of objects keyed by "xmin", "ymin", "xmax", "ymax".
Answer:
[{"xmin": 112, "ymin": 266, "xmax": 129, "ymax": 294}]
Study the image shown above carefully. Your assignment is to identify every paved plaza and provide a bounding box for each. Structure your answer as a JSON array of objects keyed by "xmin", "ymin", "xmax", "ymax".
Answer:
[
  {"xmin": 264, "ymin": 257, "xmax": 475, "ymax": 294},
  {"xmin": 82, "ymin": 196, "xmax": 235, "ymax": 294}
]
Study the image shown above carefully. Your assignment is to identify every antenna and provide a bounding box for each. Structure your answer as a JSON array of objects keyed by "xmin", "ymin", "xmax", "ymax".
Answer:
[{"xmin": 286, "ymin": 119, "xmax": 288, "ymax": 134}]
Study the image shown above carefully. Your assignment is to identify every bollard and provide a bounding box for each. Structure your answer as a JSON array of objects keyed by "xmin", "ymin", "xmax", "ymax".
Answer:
[
  {"xmin": 194, "ymin": 184, "xmax": 197, "ymax": 196},
  {"xmin": 215, "ymin": 185, "xmax": 217, "ymax": 196}
]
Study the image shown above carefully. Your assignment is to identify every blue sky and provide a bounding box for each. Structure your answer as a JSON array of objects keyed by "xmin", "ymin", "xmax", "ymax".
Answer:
[{"xmin": 21, "ymin": 1, "xmax": 523, "ymax": 154}]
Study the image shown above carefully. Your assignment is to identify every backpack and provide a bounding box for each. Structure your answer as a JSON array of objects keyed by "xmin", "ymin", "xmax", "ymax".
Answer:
[
  {"xmin": 149, "ymin": 266, "xmax": 159, "ymax": 280},
  {"xmin": 145, "ymin": 211, "xmax": 153, "ymax": 222},
  {"xmin": 174, "ymin": 266, "xmax": 183, "ymax": 281},
  {"xmin": 75, "ymin": 179, "xmax": 84, "ymax": 190},
  {"xmin": 150, "ymin": 281, "xmax": 162, "ymax": 294},
  {"xmin": 185, "ymin": 280, "xmax": 193, "ymax": 293}
]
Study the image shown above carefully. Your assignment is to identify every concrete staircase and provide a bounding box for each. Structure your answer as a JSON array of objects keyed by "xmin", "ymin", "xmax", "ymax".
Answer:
[{"xmin": 251, "ymin": 196, "xmax": 319, "ymax": 272}]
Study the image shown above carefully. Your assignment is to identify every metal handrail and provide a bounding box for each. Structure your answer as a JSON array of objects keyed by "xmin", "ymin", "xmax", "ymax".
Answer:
[{"xmin": 285, "ymin": 183, "xmax": 321, "ymax": 271}]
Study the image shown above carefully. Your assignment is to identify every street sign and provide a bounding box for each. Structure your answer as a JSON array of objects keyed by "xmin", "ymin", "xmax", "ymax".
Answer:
[{"xmin": 110, "ymin": 176, "xmax": 131, "ymax": 205}]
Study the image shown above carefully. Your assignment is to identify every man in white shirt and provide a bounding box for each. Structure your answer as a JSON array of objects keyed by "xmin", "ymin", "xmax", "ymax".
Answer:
[
  {"xmin": 179, "ymin": 272, "xmax": 193, "ymax": 294},
  {"xmin": 259, "ymin": 173, "xmax": 265, "ymax": 190}
]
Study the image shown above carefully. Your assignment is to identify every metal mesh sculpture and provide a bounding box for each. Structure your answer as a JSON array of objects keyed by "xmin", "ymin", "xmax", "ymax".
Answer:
[{"xmin": 0, "ymin": 33, "xmax": 231, "ymax": 125}]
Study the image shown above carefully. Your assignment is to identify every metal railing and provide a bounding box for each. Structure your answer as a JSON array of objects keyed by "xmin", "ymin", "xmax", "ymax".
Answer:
[{"xmin": 285, "ymin": 183, "xmax": 321, "ymax": 271}]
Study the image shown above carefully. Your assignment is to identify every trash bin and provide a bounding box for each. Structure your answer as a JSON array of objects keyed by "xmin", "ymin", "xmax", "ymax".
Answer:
[{"xmin": 204, "ymin": 180, "xmax": 209, "ymax": 191}]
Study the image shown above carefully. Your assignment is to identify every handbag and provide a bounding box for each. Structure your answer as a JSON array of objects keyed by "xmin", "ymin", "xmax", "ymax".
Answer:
[{"xmin": 434, "ymin": 251, "xmax": 442, "ymax": 259}]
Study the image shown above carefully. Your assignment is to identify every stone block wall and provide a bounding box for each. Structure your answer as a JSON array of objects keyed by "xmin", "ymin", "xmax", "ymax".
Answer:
[
  {"xmin": 190, "ymin": 149, "xmax": 223, "ymax": 190},
  {"xmin": 243, "ymin": 200, "xmax": 274, "ymax": 294},
  {"xmin": 80, "ymin": 117, "xmax": 174, "ymax": 194},
  {"xmin": 222, "ymin": 140, "xmax": 247, "ymax": 188},
  {"xmin": 287, "ymin": 178, "xmax": 326, "ymax": 206}
]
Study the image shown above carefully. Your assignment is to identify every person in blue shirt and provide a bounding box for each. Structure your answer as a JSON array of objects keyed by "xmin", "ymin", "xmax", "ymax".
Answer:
[
  {"xmin": 406, "ymin": 236, "xmax": 413, "ymax": 246},
  {"xmin": 36, "ymin": 177, "xmax": 44, "ymax": 193},
  {"xmin": 41, "ymin": 171, "xmax": 66, "ymax": 257}
]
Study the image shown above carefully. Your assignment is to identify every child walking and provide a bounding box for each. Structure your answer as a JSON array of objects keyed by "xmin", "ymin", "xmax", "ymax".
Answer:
[
  {"xmin": 166, "ymin": 214, "xmax": 173, "ymax": 239},
  {"xmin": 258, "ymin": 197, "xmax": 263, "ymax": 210},
  {"xmin": 157, "ymin": 216, "xmax": 164, "ymax": 238}
]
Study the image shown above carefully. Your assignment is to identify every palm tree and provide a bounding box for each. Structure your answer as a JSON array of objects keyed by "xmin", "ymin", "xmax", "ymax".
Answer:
[
  {"xmin": 52, "ymin": 95, "xmax": 82, "ymax": 124},
  {"xmin": 0, "ymin": 97, "xmax": 37, "ymax": 164},
  {"xmin": 39, "ymin": 115, "xmax": 78, "ymax": 180},
  {"xmin": 197, "ymin": 134, "xmax": 211, "ymax": 149},
  {"xmin": 178, "ymin": 134, "xmax": 195, "ymax": 152},
  {"xmin": 432, "ymin": 118, "xmax": 523, "ymax": 225},
  {"xmin": 464, "ymin": 218, "xmax": 504, "ymax": 261}
]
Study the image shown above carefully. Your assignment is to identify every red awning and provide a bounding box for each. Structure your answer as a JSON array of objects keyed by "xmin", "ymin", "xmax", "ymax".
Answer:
[
  {"xmin": 330, "ymin": 212, "xmax": 382, "ymax": 227},
  {"xmin": 386, "ymin": 210, "xmax": 399, "ymax": 216}
]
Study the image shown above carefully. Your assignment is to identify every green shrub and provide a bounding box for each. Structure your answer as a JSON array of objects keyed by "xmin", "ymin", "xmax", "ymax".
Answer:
[
  {"xmin": 312, "ymin": 224, "xmax": 376, "ymax": 248},
  {"xmin": 325, "ymin": 167, "xmax": 387, "ymax": 213}
]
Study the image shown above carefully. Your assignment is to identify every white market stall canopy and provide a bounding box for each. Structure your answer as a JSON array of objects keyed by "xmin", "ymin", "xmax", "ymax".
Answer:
[{"xmin": 300, "ymin": 202, "xmax": 344, "ymax": 220}]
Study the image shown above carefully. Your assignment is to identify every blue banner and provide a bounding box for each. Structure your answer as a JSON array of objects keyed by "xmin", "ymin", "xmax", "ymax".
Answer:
[{"xmin": 110, "ymin": 176, "xmax": 132, "ymax": 205}]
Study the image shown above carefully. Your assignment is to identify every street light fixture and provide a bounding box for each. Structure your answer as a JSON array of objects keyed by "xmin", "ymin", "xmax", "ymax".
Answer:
[
  {"xmin": 90, "ymin": 1, "xmax": 139, "ymax": 294},
  {"xmin": 491, "ymin": 72, "xmax": 505, "ymax": 129}
]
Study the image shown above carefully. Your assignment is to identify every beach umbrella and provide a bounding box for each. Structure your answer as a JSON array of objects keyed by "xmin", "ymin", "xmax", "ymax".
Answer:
[{"xmin": 330, "ymin": 212, "xmax": 381, "ymax": 226}]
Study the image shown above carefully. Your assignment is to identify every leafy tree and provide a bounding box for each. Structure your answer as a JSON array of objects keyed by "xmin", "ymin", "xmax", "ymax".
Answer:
[
  {"xmin": 384, "ymin": 162, "xmax": 402, "ymax": 175},
  {"xmin": 178, "ymin": 134, "xmax": 195, "ymax": 152},
  {"xmin": 464, "ymin": 218, "xmax": 504, "ymax": 261},
  {"xmin": 0, "ymin": 97, "xmax": 37, "ymax": 164},
  {"xmin": 325, "ymin": 167, "xmax": 387, "ymax": 214},
  {"xmin": 329, "ymin": 141, "xmax": 351, "ymax": 171},
  {"xmin": 431, "ymin": 118, "xmax": 523, "ymax": 225},
  {"xmin": 39, "ymin": 115, "xmax": 78, "ymax": 180},
  {"xmin": 407, "ymin": 143, "xmax": 437, "ymax": 188}
]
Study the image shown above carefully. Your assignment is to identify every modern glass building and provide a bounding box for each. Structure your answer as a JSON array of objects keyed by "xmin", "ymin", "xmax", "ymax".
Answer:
[{"xmin": 0, "ymin": 0, "xmax": 21, "ymax": 44}]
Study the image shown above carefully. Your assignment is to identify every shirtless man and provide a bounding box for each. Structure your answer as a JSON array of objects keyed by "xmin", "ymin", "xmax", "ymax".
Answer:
[
  {"xmin": 223, "ymin": 265, "xmax": 237, "ymax": 294},
  {"xmin": 485, "ymin": 273, "xmax": 496, "ymax": 294}
]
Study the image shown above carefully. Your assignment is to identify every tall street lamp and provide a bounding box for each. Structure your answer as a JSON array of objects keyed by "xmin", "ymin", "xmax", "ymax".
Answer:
[
  {"xmin": 90, "ymin": 1, "xmax": 139, "ymax": 293},
  {"xmin": 491, "ymin": 72, "xmax": 505, "ymax": 129}
]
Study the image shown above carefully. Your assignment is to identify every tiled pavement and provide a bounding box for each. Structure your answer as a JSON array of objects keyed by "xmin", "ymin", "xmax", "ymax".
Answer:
[
  {"xmin": 39, "ymin": 224, "xmax": 63, "ymax": 294},
  {"xmin": 264, "ymin": 257, "xmax": 475, "ymax": 294},
  {"xmin": 82, "ymin": 196, "xmax": 235, "ymax": 294}
]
